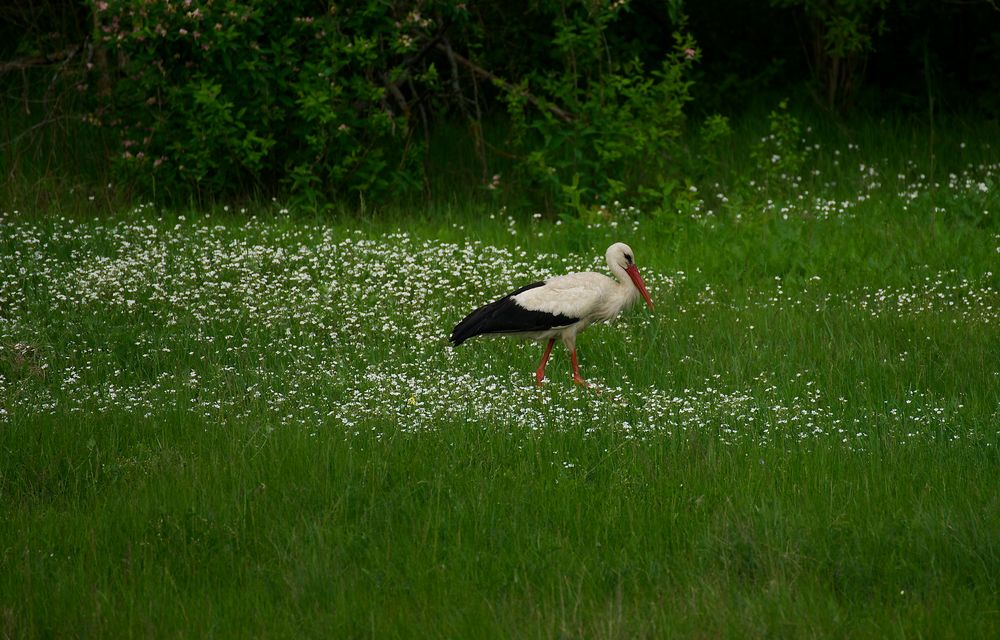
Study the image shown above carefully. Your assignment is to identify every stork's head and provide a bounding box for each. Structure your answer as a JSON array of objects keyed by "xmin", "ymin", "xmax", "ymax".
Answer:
[{"xmin": 606, "ymin": 242, "xmax": 654, "ymax": 310}]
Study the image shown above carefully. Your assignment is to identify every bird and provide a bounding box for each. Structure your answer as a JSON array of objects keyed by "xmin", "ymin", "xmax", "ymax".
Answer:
[{"xmin": 449, "ymin": 242, "xmax": 654, "ymax": 386}]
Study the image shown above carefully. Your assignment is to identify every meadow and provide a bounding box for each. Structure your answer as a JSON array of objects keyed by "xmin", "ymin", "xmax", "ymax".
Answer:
[{"xmin": 2, "ymin": 120, "xmax": 1000, "ymax": 637}]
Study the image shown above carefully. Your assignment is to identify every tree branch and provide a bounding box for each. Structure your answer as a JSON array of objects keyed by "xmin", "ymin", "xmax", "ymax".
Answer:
[
  {"xmin": 434, "ymin": 44, "xmax": 575, "ymax": 123},
  {"xmin": 0, "ymin": 45, "xmax": 80, "ymax": 75}
]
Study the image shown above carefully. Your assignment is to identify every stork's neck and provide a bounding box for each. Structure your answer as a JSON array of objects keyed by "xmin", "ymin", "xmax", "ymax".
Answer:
[
  {"xmin": 607, "ymin": 260, "xmax": 640, "ymax": 306},
  {"xmin": 608, "ymin": 260, "xmax": 627, "ymax": 284}
]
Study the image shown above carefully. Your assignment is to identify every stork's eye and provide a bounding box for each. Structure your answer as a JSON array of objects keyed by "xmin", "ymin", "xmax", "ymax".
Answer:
[{"xmin": 624, "ymin": 253, "xmax": 633, "ymax": 264}]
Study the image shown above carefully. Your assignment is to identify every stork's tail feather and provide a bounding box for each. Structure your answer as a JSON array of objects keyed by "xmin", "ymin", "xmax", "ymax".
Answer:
[{"xmin": 450, "ymin": 304, "xmax": 492, "ymax": 346}]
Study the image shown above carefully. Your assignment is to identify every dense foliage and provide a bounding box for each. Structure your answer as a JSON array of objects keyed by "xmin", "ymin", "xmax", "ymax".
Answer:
[
  {"xmin": 1, "ymin": 0, "xmax": 999, "ymax": 210},
  {"xmin": 85, "ymin": 0, "xmax": 702, "ymax": 210},
  {"xmin": 90, "ymin": 0, "xmax": 463, "ymax": 201}
]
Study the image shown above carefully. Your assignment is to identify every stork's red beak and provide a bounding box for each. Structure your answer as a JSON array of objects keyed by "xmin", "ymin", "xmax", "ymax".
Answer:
[{"xmin": 625, "ymin": 264, "xmax": 654, "ymax": 310}]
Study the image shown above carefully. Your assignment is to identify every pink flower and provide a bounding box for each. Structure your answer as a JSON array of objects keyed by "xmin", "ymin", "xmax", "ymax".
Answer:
[
  {"xmin": 179, "ymin": 28, "xmax": 188, "ymax": 35},
  {"xmin": 684, "ymin": 48, "xmax": 697, "ymax": 60},
  {"xmin": 96, "ymin": 1, "xmax": 109, "ymax": 11}
]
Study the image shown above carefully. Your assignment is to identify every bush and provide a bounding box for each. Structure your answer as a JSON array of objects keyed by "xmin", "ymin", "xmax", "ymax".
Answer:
[
  {"xmin": 91, "ymin": 0, "xmax": 454, "ymax": 203},
  {"xmin": 502, "ymin": 3, "xmax": 698, "ymax": 216},
  {"xmin": 769, "ymin": 0, "xmax": 889, "ymax": 112},
  {"xmin": 88, "ymin": 0, "xmax": 700, "ymax": 210}
]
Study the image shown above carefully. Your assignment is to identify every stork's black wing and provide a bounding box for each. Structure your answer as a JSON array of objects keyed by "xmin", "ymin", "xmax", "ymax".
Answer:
[{"xmin": 449, "ymin": 281, "xmax": 579, "ymax": 345}]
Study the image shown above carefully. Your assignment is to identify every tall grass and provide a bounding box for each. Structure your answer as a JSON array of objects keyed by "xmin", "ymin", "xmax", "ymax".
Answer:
[{"xmin": 2, "ymin": 110, "xmax": 999, "ymax": 637}]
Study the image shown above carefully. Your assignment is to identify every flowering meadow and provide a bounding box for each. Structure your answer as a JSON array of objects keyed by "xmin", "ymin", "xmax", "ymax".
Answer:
[
  {"xmin": 2, "ymin": 150, "xmax": 999, "ymax": 636},
  {"xmin": 2, "ymin": 211, "xmax": 997, "ymax": 446}
]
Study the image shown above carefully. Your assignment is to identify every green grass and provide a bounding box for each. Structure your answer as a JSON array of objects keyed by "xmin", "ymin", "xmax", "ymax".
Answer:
[
  {"xmin": 6, "ymin": 414, "xmax": 998, "ymax": 637},
  {"xmin": 2, "ymin": 117, "xmax": 1000, "ymax": 637}
]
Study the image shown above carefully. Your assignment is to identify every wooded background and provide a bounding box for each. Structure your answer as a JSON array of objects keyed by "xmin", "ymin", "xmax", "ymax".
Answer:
[{"xmin": 2, "ymin": 0, "xmax": 998, "ymax": 210}]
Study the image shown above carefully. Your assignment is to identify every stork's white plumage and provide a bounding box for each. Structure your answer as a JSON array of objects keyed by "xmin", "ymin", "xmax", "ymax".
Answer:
[{"xmin": 450, "ymin": 242, "xmax": 654, "ymax": 386}]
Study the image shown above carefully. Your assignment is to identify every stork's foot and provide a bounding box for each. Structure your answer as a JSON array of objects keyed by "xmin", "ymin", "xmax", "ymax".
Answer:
[
  {"xmin": 569, "ymin": 348, "xmax": 588, "ymax": 388},
  {"xmin": 573, "ymin": 376, "xmax": 605, "ymax": 394}
]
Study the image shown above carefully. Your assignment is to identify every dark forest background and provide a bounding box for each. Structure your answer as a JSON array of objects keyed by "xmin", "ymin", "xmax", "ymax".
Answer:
[{"xmin": 2, "ymin": 0, "xmax": 999, "ymax": 212}]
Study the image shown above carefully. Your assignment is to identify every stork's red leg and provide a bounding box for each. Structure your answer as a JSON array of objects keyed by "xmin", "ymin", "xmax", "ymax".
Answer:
[
  {"xmin": 535, "ymin": 338, "xmax": 556, "ymax": 386},
  {"xmin": 570, "ymin": 348, "xmax": 588, "ymax": 387}
]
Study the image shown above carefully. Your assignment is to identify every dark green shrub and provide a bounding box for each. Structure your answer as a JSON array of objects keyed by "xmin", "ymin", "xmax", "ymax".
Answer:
[
  {"xmin": 502, "ymin": 2, "xmax": 698, "ymax": 216},
  {"xmin": 770, "ymin": 0, "xmax": 889, "ymax": 112},
  {"xmin": 87, "ymin": 0, "xmax": 699, "ymax": 210},
  {"xmin": 91, "ymin": 0, "xmax": 452, "ymax": 203}
]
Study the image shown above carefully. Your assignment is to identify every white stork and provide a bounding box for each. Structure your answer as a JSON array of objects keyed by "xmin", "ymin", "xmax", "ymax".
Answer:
[{"xmin": 450, "ymin": 242, "xmax": 654, "ymax": 386}]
